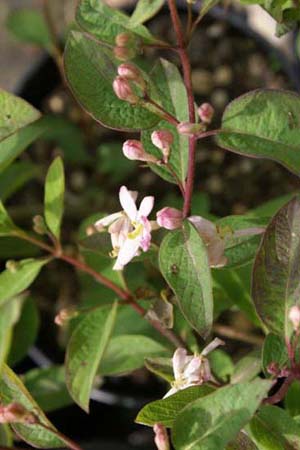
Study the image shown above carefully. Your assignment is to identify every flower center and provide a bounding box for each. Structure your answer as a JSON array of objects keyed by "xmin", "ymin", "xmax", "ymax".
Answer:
[{"xmin": 128, "ymin": 221, "xmax": 143, "ymax": 239}]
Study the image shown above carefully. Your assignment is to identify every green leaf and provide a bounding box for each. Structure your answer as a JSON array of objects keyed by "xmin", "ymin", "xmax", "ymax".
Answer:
[
  {"xmin": 130, "ymin": 0, "xmax": 165, "ymax": 25},
  {"xmin": 0, "ymin": 161, "xmax": 38, "ymax": 202},
  {"xmin": 0, "ymin": 364, "xmax": 66, "ymax": 448},
  {"xmin": 0, "ymin": 236, "xmax": 40, "ymax": 259},
  {"xmin": 216, "ymin": 215, "xmax": 266, "ymax": 268},
  {"xmin": 209, "ymin": 349, "xmax": 234, "ymax": 382},
  {"xmin": 76, "ymin": 0, "xmax": 160, "ymax": 45},
  {"xmin": 64, "ymin": 31, "xmax": 160, "ymax": 131},
  {"xmin": 145, "ymin": 356, "xmax": 174, "ymax": 382},
  {"xmin": 252, "ymin": 197, "xmax": 300, "ymax": 339},
  {"xmin": 0, "ymin": 90, "xmax": 43, "ymax": 172},
  {"xmin": 23, "ymin": 366, "xmax": 73, "ymax": 412},
  {"xmin": 0, "ymin": 201, "xmax": 19, "ymax": 236},
  {"xmin": 285, "ymin": 381, "xmax": 300, "ymax": 418},
  {"xmin": 142, "ymin": 59, "xmax": 189, "ymax": 185},
  {"xmin": 136, "ymin": 385, "xmax": 215, "ymax": 428},
  {"xmin": 0, "ymin": 258, "xmax": 49, "ymax": 308},
  {"xmin": 0, "ymin": 424, "xmax": 13, "ymax": 447},
  {"xmin": 217, "ymin": 89, "xmax": 300, "ymax": 176},
  {"xmin": 99, "ymin": 334, "xmax": 168, "ymax": 376},
  {"xmin": 248, "ymin": 405, "xmax": 300, "ymax": 450},
  {"xmin": 159, "ymin": 220, "xmax": 213, "ymax": 338},
  {"xmin": 9, "ymin": 297, "xmax": 40, "ymax": 367},
  {"xmin": 262, "ymin": 333, "xmax": 288, "ymax": 377},
  {"xmin": 0, "ymin": 118, "xmax": 47, "ymax": 173},
  {"xmin": 172, "ymin": 379, "xmax": 271, "ymax": 450},
  {"xmin": 6, "ymin": 9, "xmax": 52, "ymax": 50},
  {"xmin": 231, "ymin": 350, "xmax": 262, "ymax": 384},
  {"xmin": 66, "ymin": 302, "xmax": 117, "ymax": 412},
  {"xmin": 44, "ymin": 157, "xmax": 65, "ymax": 239},
  {"xmin": 0, "ymin": 295, "xmax": 25, "ymax": 370}
]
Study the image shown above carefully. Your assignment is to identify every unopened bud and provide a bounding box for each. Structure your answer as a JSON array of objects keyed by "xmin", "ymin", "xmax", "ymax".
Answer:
[
  {"xmin": 54, "ymin": 308, "xmax": 78, "ymax": 326},
  {"xmin": 6, "ymin": 260, "xmax": 19, "ymax": 273},
  {"xmin": 113, "ymin": 76, "xmax": 139, "ymax": 104},
  {"xmin": 123, "ymin": 140, "xmax": 158, "ymax": 163},
  {"xmin": 0, "ymin": 403, "xmax": 28, "ymax": 424},
  {"xmin": 198, "ymin": 102, "xmax": 214, "ymax": 124},
  {"xmin": 177, "ymin": 121, "xmax": 205, "ymax": 136},
  {"xmin": 156, "ymin": 207, "xmax": 183, "ymax": 230},
  {"xmin": 113, "ymin": 46, "xmax": 136, "ymax": 61},
  {"xmin": 117, "ymin": 63, "xmax": 140, "ymax": 80},
  {"xmin": 153, "ymin": 423, "xmax": 170, "ymax": 450},
  {"xmin": 151, "ymin": 130, "xmax": 173, "ymax": 163},
  {"xmin": 33, "ymin": 215, "xmax": 47, "ymax": 235},
  {"xmin": 289, "ymin": 305, "xmax": 300, "ymax": 331}
]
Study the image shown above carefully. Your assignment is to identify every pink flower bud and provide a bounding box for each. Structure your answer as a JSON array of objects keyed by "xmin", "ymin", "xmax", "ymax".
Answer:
[
  {"xmin": 151, "ymin": 130, "xmax": 173, "ymax": 162},
  {"xmin": 153, "ymin": 424, "xmax": 170, "ymax": 450},
  {"xmin": 289, "ymin": 305, "xmax": 300, "ymax": 331},
  {"xmin": 156, "ymin": 207, "xmax": 183, "ymax": 230},
  {"xmin": 122, "ymin": 140, "xmax": 158, "ymax": 163},
  {"xmin": 118, "ymin": 63, "xmax": 140, "ymax": 80},
  {"xmin": 112, "ymin": 76, "xmax": 138, "ymax": 104},
  {"xmin": 198, "ymin": 103, "xmax": 214, "ymax": 124},
  {"xmin": 177, "ymin": 121, "xmax": 205, "ymax": 136}
]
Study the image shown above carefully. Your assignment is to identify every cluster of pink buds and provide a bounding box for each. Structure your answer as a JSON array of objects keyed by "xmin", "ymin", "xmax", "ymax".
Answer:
[
  {"xmin": 0, "ymin": 403, "xmax": 36, "ymax": 425},
  {"xmin": 151, "ymin": 130, "xmax": 174, "ymax": 163},
  {"xmin": 113, "ymin": 63, "xmax": 145, "ymax": 104}
]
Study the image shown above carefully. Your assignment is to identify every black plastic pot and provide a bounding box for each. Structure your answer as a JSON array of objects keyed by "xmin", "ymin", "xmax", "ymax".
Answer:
[{"xmin": 14, "ymin": 3, "xmax": 300, "ymax": 449}]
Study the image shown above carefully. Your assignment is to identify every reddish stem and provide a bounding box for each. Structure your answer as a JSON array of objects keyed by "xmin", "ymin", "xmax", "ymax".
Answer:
[
  {"xmin": 167, "ymin": 0, "xmax": 196, "ymax": 218},
  {"xmin": 264, "ymin": 373, "xmax": 294, "ymax": 405},
  {"xmin": 16, "ymin": 231, "xmax": 185, "ymax": 348}
]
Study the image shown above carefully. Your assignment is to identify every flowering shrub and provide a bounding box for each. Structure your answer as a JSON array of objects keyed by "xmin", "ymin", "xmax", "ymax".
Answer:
[{"xmin": 1, "ymin": 0, "xmax": 300, "ymax": 449}]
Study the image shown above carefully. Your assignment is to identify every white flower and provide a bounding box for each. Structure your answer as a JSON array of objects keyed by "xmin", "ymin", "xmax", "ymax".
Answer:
[
  {"xmin": 94, "ymin": 186, "xmax": 154, "ymax": 270},
  {"xmin": 164, "ymin": 338, "xmax": 224, "ymax": 398}
]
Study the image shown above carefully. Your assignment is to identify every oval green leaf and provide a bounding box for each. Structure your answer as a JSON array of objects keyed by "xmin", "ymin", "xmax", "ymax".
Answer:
[
  {"xmin": 252, "ymin": 197, "xmax": 300, "ymax": 339},
  {"xmin": 172, "ymin": 379, "xmax": 271, "ymax": 450},
  {"xmin": 99, "ymin": 334, "xmax": 168, "ymax": 376},
  {"xmin": 44, "ymin": 157, "xmax": 65, "ymax": 239},
  {"xmin": 66, "ymin": 302, "xmax": 117, "ymax": 412},
  {"xmin": 159, "ymin": 220, "xmax": 213, "ymax": 338},
  {"xmin": 217, "ymin": 89, "xmax": 300, "ymax": 176}
]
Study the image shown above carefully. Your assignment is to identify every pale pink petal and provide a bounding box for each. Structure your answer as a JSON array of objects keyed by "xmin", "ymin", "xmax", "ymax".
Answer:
[
  {"xmin": 233, "ymin": 227, "xmax": 265, "ymax": 238},
  {"xmin": 138, "ymin": 196, "xmax": 154, "ymax": 218},
  {"xmin": 184, "ymin": 356, "xmax": 202, "ymax": 378},
  {"xmin": 113, "ymin": 236, "xmax": 141, "ymax": 270},
  {"xmin": 207, "ymin": 238, "xmax": 227, "ymax": 268},
  {"xmin": 189, "ymin": 216, "xmax": 217, "ymax": 243},
  {"xmin": 201, "ymin": 338, "xmax": 225, "ymax": 356},
  {"xmin": 140, "ymin": 217, "xmax": 152, "ymax": 251},
  {"xmin": 95, "ymin": 212, "xmax": 122, "ymax": 228},
  {"xmin": 172, "ymin": 348, "xmax": 188, "ymax": 380},
  {"xmin": 119, "ymin": 186, "xmax": 137, "ymax": 221}
]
